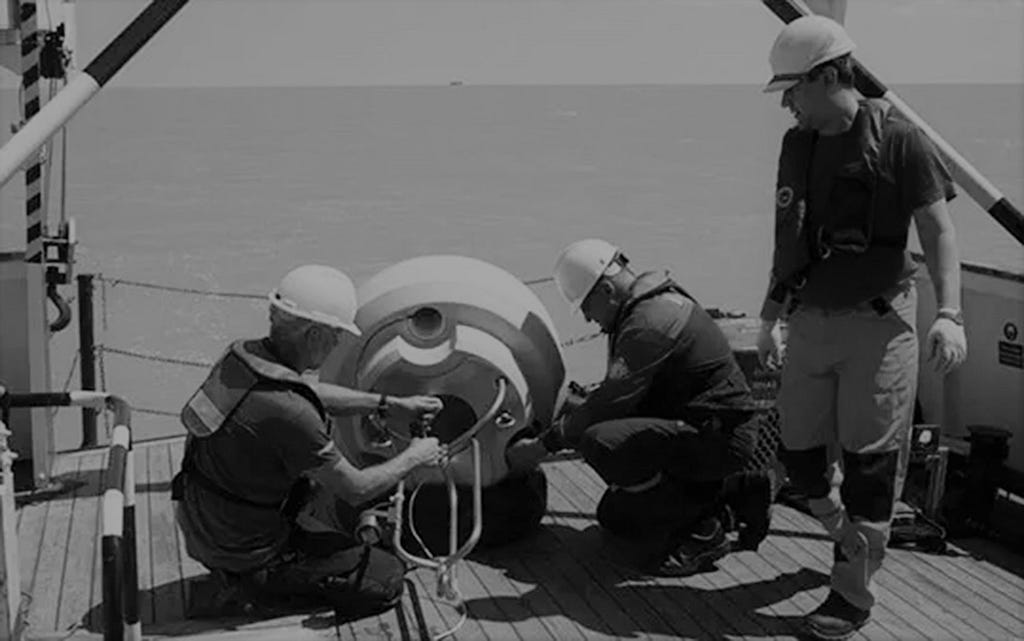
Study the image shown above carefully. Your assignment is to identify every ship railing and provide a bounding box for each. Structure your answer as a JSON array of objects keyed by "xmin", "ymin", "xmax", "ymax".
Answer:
[{"xmin": 0, "ymin": 387, "xmax": 139, "ymax": 641}]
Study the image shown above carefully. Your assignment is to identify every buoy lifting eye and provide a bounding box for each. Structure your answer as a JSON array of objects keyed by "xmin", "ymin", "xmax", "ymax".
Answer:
[{"xmin": 408, "ymin": 306, "xmax": 445, "ymax": 340}]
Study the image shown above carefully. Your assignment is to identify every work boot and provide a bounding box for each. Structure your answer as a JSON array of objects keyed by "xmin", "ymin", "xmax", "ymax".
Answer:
[
  {"xmin": 654, "ymin": 517, "xmax": 731, "ymax": 577},
  {"xmin": 726, "ymin": 471, "xmax": 773, "ymax": 551},
  {"xmin": 805, "ymin": 590, "xmax": 871, "ymax": 640}
]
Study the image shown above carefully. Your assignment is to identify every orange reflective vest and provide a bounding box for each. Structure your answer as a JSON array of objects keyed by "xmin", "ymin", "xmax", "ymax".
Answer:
[{"xmin": 180, "ymin": 340, "xmax": 325, "ymax": 439}]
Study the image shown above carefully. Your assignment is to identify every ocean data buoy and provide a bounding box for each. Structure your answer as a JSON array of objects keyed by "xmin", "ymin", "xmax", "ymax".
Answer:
[{"xmin": 319, "ymin": 255, "xmax": 567, "ymax": 549}]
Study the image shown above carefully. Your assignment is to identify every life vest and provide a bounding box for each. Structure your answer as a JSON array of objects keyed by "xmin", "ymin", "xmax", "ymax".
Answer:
[
  {"xmin": 768, "ymin": 99, "xmax": 906, "ymax": 305},
  {"xmin": 175, "ymin": 340, "xmax": 326, "ymax": 512},
  {"xmin": 180, "ymin": 339, "xmax": 325, "ymax": 438}
]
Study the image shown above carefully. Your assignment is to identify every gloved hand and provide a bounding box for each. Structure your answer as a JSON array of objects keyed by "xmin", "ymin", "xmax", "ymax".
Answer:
[
  {"xmin": 504, "ymin": 437, "xmax": 549, "ymax": 475},
  {"xmin": 756, "ymin": 320, "xmax": 785, "ymax": 371},
  {"xmin": 926, "ymin": 317, "xmax": 967, "ymax": 375},
  {"xmin": 556, "ymin": 381, "xmax": 589, "ymax": 419}
]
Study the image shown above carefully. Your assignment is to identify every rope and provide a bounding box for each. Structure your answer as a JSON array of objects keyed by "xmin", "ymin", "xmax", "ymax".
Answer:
[
  {"xmin": 131, "ymin": 407, "xmax": 180, "ymax": 418},
  {"xmin": 49, "ymin": 350, "xmax": 81, "ymax": 420},
  {"xmin": 59, "ymin": 350, "xmax": 80, "ymax": 393},
  {"xmin": 91, "ymin": 273, "xmax": 554, "ymax": 302},
  {"xmin": 96, "ymin": 275, "xmax": 265, "ymax": 300},
  {"xmin": 560, "ymin": 331, "xmax": 603, "ymax": 348},
  {"xmin": 98, "ymin": 345, "xmax": 213, "ymax": 369}
]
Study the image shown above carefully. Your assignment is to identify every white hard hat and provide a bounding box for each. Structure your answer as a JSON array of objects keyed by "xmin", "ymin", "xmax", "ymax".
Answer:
[
  {"xmin": 553, "ymin": 239, "xmax": 622, "ymax": 310},
  {"xmin": 764, "ymin": 16, "xmax": 856, "ymax": 93},
  {"xmin": 269, "ymin": 264, "xmax": 362, "ymax": 336}
]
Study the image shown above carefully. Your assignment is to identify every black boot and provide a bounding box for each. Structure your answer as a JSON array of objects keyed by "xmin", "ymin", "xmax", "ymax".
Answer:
[
  {"xmin": 654, "ymin": 516, "xmax": 731, "ymax": 576},
  {"xmin": 723, "ymin": 471, "xmax": 773, "ymax": 551},
  {"xmin": 805, "ymin": 590, "xmax": 871, "ymax": 640}
]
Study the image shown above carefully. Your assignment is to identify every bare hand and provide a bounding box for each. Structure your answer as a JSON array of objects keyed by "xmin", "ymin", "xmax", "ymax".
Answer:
[
  {"xmin": 756, "ymin": 321, "xmax": 785, "ymax": 371},
  {"xmin": 406, "ymin": 436, "xmax": 446, "ymax": 468},
  {"xmin": 392, "ymin": 395, "xmax": 444, "ymax": 424},
  {"xmin": 926, "ymin": 318, "xmax": 967, "ymax": 375},
  {"xmin": 504, "ymin": 437, "xmax": 548, "ymax": 475}
]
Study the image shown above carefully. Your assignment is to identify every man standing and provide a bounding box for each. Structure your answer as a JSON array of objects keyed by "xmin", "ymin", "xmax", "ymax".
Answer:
[
  {"xmin": 757, "ymin": 16, "xmax": 967, "ymax": 640},
  {"xmin": 174, "ymin": 264, "xmax": 444, "ymax": 619},
  {"xmin": 507, "ymin": 239, "xmax": 773, "ymax": 576}
]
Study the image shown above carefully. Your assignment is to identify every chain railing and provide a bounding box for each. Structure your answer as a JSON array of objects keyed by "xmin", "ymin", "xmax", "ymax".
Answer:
[{"xmin": 70, "ymin": 272, "xmax": 603, "ymax": 446}]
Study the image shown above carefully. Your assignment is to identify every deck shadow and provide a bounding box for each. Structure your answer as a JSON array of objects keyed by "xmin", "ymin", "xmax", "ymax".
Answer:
[
  {"xmin": 466, "ymin": 523, "xmax": 829, "ymax": 640},
  {"xmin": 79, "ymin": 577, "xmax": 344, "ymax": 638}
]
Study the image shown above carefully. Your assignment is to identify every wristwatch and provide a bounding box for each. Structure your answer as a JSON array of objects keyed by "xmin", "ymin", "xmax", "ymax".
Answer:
[{"xmin": 936, "ymin": 308, "xmax": 964, "ymax": 326}]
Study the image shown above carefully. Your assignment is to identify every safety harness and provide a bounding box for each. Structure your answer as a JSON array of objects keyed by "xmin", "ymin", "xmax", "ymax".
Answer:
[{"xmin": 768, "ymin": 99, "xmax": 907, "ymax": 313}]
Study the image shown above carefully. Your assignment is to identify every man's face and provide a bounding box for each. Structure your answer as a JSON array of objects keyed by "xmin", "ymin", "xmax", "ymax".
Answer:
[
  {"xmin": 580, "ymin": 279, "xmax": 617, "ymax": 332},
  {"xmin": 780, "ymin": 71, "xmax": 830, "ymax": 130},
  {"xmin": 306, "ymin": 324, "xmax": 343, "ymax": 369}
]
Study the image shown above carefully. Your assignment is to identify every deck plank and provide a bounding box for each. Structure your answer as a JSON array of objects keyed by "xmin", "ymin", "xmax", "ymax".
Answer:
[
  {"xmin": 447, "ymin": 552, "xmax": 524, "ymax": 641},
  {"xmin": 131, "ymin": 442, "xmax": 155, "ymax": 627},
  {"xmin": 554, "ymin": 459, "xmax": 798, "ymax": 639},
  {"xmin": 463, "ymin": 557, "xmax": 556, "ymax": 641},
  {"xmin": 885, "ymin": 547, "xmax": 1023, "ymax": 639},
  {"xmin": 26, "ymin": 455, "xmax": 81, "ymax": 634},
  {"xmin": 926, "ymin": 541, "xmax": 1024, "ymax": 606},
  {"xmin": 550, "ymin": 460, "xmax": 809, "ymax": 640},
  {"xmin": 551, "ymin": 459, "xmax": 766, "ymax": 639},
  {"xmin": 916, "ymin": 549, "xmax": 1024, "ymax": 617},
  {"xmin": 769, "ymin": 507, "xmax": 929, "ymax": 640},
  {"xmin": 522, "ymin": 477, "xmax": 649, "ymax": 641},
  {"xmin": 544, "ymin": 462, "xmax": 720, "ymax": 639},
  {"xmin": 751, "ymin": 527, "xmax": 899, "ymax": 641},
  {"xmin": 766, "ymin": 520, "xmax": 916, "ymax": 641},
  {"xmin": 56, "ymin": 452, "xmax": 106, "ymax": 634},
  {"xmin": 16, "ymin": 455, "xmax": 65, "ymax": 637},
  {"xmin": 148, "ymin": 443, "xmax": 185, "ymax": 623},
  {"xmin": 405, "ymin": 566, "xmax": 474, "ymax": 641},
  {"xmin": 772, "ymin": 507, "xmax": 963, "ymax": 641},
  {"xmin": 19, "ymin": 449, "xmax": 1024, "ymax": 641},
  {"xmin": 168, "ymin": 439, "xmax": 209, "ymax": 583}
]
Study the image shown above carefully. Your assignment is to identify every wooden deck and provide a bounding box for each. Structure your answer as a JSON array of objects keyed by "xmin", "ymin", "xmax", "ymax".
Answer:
[{"xmin": 15, "ymin": 437, "xmax": 1024, "ymax": 641}]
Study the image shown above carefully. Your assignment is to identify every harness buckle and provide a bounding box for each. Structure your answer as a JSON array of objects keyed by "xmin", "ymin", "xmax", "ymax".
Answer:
[{"xmin": 869, "ymin": 297, "xmax": 890, "ymax": 316}]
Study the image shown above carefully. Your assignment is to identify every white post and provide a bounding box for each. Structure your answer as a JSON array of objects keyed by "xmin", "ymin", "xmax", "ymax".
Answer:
[
  {"xmin": 0, "ymin": 1, "xmax": 54, "ymax": 490},
  {"xmin": 802, "ymin": 0, "xmax": 847, "ymax": 24},
  {"xmin": 0, "ymin": 419, "xmax": 22, "ymax": 640}
]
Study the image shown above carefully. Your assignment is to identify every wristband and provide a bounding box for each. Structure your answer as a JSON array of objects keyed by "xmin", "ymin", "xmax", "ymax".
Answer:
[{"xmin": 936, "ymin": 308, "xmax": 964, "ymax": 326}]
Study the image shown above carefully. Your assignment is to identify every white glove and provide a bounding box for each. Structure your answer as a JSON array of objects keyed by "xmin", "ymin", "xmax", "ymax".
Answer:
[
  {"xmin": 757, "ymin": 320, "xmax": 785, "ymax": 371},
  {"xmin": 925, "ymin": 317, "xmax": 967, "ymax": 375}
]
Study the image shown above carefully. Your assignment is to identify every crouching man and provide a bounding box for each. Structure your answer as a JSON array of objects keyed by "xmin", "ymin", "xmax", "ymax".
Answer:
[
  {"xmin": 507, "ymin": 240, "xmax": 774, "ymax": 575},
  {"xmin": 173, "ymin": 265, "xmax": 444, "ymax": 619}
]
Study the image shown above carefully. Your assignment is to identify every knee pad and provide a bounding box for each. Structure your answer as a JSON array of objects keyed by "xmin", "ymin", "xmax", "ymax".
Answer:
[
  {"xmin": 841, "ymin": 449, "xmax": 899, "ymax": 521},
  {"xmin": 779, "ymin": 446, "xmax": 830, "ymax": 498}
]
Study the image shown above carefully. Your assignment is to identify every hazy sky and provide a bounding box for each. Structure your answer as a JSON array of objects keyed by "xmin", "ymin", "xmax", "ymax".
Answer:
[{"xmin": 61, "ymin": 0, "xmax": 1024, "ymax": 87}]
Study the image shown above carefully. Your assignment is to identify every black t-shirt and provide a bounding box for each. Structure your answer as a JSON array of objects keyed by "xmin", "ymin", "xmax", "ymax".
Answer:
[{"xmin": 799, "ymin": 116, "xmax": 956, "ymax": 308}]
